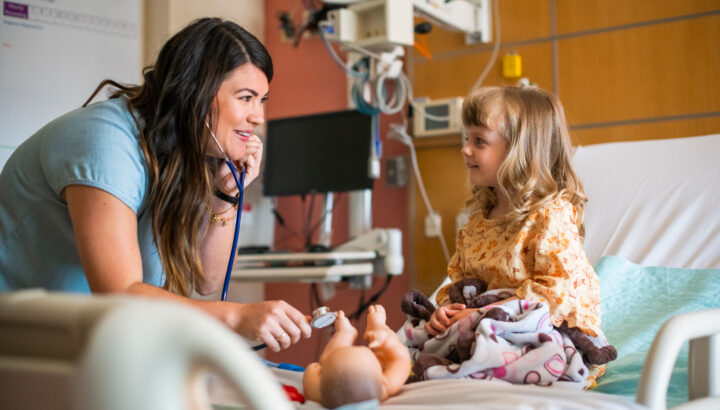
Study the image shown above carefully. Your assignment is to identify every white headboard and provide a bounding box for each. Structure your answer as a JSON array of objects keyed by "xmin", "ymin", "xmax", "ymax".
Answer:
[{"xmin": 574, "ymin": 134, "xmax": 720, "ymax": 269}]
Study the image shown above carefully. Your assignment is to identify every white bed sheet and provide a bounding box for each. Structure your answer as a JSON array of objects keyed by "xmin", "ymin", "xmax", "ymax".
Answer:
[{"xmin": 251, "ymin": 369, "xmax": 644, "ymax": 410}]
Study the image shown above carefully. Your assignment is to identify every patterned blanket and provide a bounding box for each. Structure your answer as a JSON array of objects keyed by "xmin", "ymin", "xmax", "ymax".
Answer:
[{"xmin": 400, "ymin": 289, "xmax": 595, "ymax": 389}]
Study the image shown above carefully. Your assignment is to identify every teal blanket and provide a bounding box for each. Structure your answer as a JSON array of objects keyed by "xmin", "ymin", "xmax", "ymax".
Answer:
[{"xmin": 593, "ymin": 256, "xmax": 720, "ymax": 407}]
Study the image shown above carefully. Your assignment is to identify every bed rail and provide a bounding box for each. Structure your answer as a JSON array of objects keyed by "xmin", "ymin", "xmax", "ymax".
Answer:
[{"xmin": 637, "ymin": 309, "xmax": 720, "ymax": 410}]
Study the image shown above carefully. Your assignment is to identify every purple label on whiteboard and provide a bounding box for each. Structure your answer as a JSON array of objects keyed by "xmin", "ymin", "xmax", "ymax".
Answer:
[{"xmin": 4, "ymin": 1, "xmax": 29, "ymax": 19}]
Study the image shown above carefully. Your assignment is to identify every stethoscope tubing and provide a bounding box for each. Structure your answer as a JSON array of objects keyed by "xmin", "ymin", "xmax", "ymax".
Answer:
[
  {"xmin": 216, "ymin": 160, "xmax": 334, "ymax": 352},
  {"xmin": 221, "ymin": 161, "xmax": 246, "ymax": 302}
]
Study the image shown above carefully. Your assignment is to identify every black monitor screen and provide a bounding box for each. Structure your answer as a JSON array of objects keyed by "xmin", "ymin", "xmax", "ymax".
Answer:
[{"xmin": 263, "ymin": 110, "xmax": 373, "ymax": 197}]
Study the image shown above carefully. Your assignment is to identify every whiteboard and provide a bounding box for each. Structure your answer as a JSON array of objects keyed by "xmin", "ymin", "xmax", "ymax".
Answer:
[{"xmin": 0, "ymin": 0, "xmax": 141, "ymax": 169}]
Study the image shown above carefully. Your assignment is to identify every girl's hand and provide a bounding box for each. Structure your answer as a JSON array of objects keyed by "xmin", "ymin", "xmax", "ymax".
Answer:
[
  {"xmin": 424, "ymin": 303, "xmax": 466, "ymax": 336},
  {"xmin": 449, "ymin": 307, "xmax": 479, "ymax": 324},
  {"xmin": 234, "ymin": 300, "xmax": 312, "ymax": 352}
]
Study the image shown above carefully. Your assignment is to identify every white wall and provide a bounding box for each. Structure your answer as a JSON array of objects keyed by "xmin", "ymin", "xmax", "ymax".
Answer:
[
  {"xmin": 144, "ymin": 0, "xmax": 264, "ymax": 66},
  {"xmin": 0, "ymin": 0, "xmax": 142, "ymax": 168}
]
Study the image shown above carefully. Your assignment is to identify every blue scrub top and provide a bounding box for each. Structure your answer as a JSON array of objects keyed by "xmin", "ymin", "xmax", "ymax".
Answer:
[{"xmin": 0, "ymin": 97, "xmax": 164, "ymax": 291}]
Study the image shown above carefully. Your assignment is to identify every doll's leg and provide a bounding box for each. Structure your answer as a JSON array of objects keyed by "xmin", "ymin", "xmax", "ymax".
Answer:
[{"xmin": 366, "ymin": 305, "xmax": 388, "ymax": 329}]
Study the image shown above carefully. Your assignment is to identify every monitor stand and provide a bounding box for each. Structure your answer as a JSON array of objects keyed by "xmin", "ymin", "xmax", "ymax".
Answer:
[
  {"xmin": 316, "ymin": 192, "xmax": 335, "ymax": 249},
  {"xmin": 349, "ymin": 189, "xmax": 372, "ymax": 238},
  {"xmin": 315, "ymin": 188, "xmax": 373, "ymax": 249}
]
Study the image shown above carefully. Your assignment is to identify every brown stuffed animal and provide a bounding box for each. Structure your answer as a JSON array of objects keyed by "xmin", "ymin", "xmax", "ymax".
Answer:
[
  {"xmin": 400, "ymin": 278, "xmax": 501, "ymax": 321},
  {"xmin": 447, "ymin": 278, "xmax": 504, "ymax": 308},
  {"xmin": 558, "ymin": 321, "xmax": 617, "ymax": 365},
  {"xmin": 401, "ymin": 279, "xmax": 617, "ymax": 366}
]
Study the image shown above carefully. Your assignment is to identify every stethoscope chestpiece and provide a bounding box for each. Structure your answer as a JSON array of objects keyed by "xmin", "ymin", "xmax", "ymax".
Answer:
[{"xmin": 310, "ymin": 306, "xmax": 337, "ymax": 329}]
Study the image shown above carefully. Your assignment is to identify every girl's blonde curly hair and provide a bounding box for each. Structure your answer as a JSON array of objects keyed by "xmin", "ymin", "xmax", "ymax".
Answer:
[{"xmin": 462, "ymin": 86, "xmax": 587, "ymax": 238}]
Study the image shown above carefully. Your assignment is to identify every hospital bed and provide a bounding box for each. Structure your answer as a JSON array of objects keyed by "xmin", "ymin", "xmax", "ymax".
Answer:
[{"xmin": 1, "ymin": 134, "xmax": 719, "ymax": 410}]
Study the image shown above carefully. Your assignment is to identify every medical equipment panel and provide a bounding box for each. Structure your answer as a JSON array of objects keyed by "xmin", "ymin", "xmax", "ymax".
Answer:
[{"xmin": 412, "ymin": 97, "xmax": 464, "ymax": 137}]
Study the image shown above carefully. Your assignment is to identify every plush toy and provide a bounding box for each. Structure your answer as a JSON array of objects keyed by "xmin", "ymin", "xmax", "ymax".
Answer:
[
  {"xmin": 400, "ymin": 278, "xmax": 504, "ymax": 321},
  {"xmin": 558, "ymin": 321, "xmax": 617, "ymax": 365},
  {"xmin": 400, "ymin": 278, "xmax": 616, "ymax": 366}
]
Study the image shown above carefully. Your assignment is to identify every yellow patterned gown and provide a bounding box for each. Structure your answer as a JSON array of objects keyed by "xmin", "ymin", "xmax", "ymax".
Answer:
[{"xmin": 434, "ymin": 197, "xmax": 608, "ymax": 385}]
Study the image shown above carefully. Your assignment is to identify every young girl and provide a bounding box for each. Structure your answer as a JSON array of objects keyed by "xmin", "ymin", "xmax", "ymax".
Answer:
[{"xmin": 426, "ymin": 86, "xmax": 604, "ymax": 350}]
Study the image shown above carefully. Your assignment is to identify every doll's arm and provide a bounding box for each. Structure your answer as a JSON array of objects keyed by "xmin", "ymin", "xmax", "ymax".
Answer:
[
  {"xmin": 318, "ymin": 310, "xmax": 357, "ymax": 362},
  {"xmin": 365, "ymin": 306, "xmax": 412, "ymax": 398}
]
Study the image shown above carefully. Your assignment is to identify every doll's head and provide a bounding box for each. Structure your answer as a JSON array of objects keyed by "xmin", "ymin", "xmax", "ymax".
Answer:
[
  {"xmin": 462, "ymin": 86, "xmax": 587, "ymax": 236},
  {"xmin": 319, "ymin": 346, "xmax": 384, "ymax": 408}
]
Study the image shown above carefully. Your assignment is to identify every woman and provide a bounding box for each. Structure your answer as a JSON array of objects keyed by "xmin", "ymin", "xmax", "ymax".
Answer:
[{"xmin": 0, "ymin": 18, "xmax": 310, "ymax": 352}]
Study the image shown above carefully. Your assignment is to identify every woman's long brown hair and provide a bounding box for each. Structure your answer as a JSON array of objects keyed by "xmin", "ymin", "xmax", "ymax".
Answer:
[{"xmin": 83, "ymin": 18, "xmax": 273, "ymax": 295}]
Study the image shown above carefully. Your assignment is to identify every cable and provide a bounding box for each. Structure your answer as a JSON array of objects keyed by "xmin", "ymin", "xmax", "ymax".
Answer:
[
  {"xmin": 347, "ymin": 275, "xmax": 393, "ymax": 320},
  {"xmin": 470, "ymin": 0, "xmax": 501, "ymax": 91},
  {"xmin": 388, "ymin": 123, "xmax": 451, "ymax": 264},
  {"xmin": 375, "ymin": 71, "xmax": 406, "ymax": 115},
  {"xmin": 305, "ymin": 192, "xmax": 344, "ymax": 241},
  {"xmin": 318, "ymin": 22, "xmax": 368, "ymax": 78},
  {"xmin": 318, "ymin": 21, "xmax": 409, "ymax": 116}
]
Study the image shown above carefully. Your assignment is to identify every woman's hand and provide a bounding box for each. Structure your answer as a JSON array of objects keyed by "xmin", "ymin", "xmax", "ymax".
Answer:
[
  {"xmin": 240, "ymin": 134, "xmax": 263, "ymax": 188},
  {"xmin": 424, "ymin": 303, "xmax": 466, "ymax": 336},
  {"xmin": 213, "ymin": 135, "xmax": 263, "ymax": 196},
  {"xmin": 233, "ymin": 300, "xmax": 312, "ymax": 352}
]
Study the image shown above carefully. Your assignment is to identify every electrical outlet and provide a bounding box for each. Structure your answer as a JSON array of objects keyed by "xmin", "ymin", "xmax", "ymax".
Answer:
[
  {"xmin": 385, "ymin": 156, "xmax": 407, "ymax": 187},
  {"xmin": 424, "ymin": 213, "xmax": 442, "ymax": 237}
]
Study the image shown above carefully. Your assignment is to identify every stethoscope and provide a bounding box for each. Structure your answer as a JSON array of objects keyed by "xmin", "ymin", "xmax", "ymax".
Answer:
[
  {"xmin": 207, "ymin": 125, "xmax": 337, "ymax": 350},
  {"xmin": 207, "ymin": 124, "xmax": 246, "ymax": 302}
]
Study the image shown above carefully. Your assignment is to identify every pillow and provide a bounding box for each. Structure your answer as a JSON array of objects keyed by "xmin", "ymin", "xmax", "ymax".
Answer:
[{"xmin": 593, "ymin": 255, "xmax": 720, "ymax": 407}]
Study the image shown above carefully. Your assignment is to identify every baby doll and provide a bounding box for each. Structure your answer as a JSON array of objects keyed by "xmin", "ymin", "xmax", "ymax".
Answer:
[{"xmin": 303, "ymin": 305, "xmax": 411, "ymax": 408}]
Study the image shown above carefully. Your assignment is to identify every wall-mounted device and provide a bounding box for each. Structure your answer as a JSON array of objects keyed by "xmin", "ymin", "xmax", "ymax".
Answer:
[
  {"xmin": 324, "ymin": 0, "xmax": 414, "ymax": 51},
  {"xmin": 322, "ymin": 0, "xmax": 491, "ymax": 49},
  {"xmin": 412, "ymin": 97, "xmax": 464, "ymax": 137}
]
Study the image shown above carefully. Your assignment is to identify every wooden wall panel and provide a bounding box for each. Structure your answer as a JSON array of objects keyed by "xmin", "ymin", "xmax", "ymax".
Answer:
[
  {"xmin": 413, "ymin": 144, "xmax": 469, "ymax": 295},
  {"xmin": 556, "ymin": 0, "xmax": 720, "ymax": 34},
  {"xmin": 413, "ymin": 0, "xmax": 551, "ymax": 59},
  {"xmin": 413, "ymin": 42, "xmax": 554, "ymax": 100},
  {"xmin": 571, "ymin": 116, "xmax": 720, "ymax": 146},
  {"xmin": 558, "ymin": 14, "xmax": 720, "ymax": 127}
]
